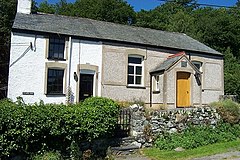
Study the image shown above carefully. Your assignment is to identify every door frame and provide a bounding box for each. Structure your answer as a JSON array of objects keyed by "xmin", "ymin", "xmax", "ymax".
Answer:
[
  {"xmin": 76, "ymin": 64, "xmax": 99, "ymax": 103},
  {"xmin": 176, "ymin": 71, "xmax": 191, "ymax": 107},
  {"xmin": 174, "ymin": 69, "xmax": 193, "ymax": 108},
  {"xmin": 79, "ymin": 72, "xmax": 94, "ymax": 101}
]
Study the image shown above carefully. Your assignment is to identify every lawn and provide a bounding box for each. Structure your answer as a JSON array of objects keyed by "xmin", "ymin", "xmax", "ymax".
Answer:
[{"xmin": 143, "ymin": 139, "xmax": 240, "ymax": 160}]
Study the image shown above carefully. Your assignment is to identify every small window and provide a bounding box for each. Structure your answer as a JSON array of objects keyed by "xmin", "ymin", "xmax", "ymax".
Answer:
[
  {"xmin": 127, "ymin": 56, "xmax": 144, "ymax": 86},
  {"xmin": 181, "ymin": 61, "xmax": 187, "ymax": 67},
  {"xmin": 192, "ymin": 61, "xmax": 203, "ymax": 72},
  {"xmin": 47, "ymin": 69, "xmax": 64, "ymax": 94},
  {"xmin": 48, "ymin": 36, "xmax": 65, "ymax": 60},
  {"xmin": 153, "ymin": 75, "xmax": 160, "ymax": 92}
]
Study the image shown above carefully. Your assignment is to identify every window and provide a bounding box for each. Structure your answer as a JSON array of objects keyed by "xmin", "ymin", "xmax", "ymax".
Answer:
[
  {"xmin": 48, "ymin": 36, "xmax": 65, "ymax": 60},
  {"xmin": 181, "ymin": 61, "xmax": 187, "ymax": 67},
  {"xmin": 47, "ymin": 69, "xmax": 64, "ymax": 94},
  {"xmin": 192, "ymin": 61, "xmax": 203, "ymax": 72},
  {"xmin": 127, "ymin": 56, "xmax": 143, "ymax": 86},
  {"xmin": 154, "ymin": 75, "xmax": 160, "ymax": 92}
]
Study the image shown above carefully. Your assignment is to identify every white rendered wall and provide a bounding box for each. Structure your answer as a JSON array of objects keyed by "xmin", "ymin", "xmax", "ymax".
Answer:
[
  {"xmin": 68, "ymin": 39, "xmax": 102, "ymax": 102},
  {"xmin": 8, "ymin": 32, "xmax": 103, "ymax": 104},
  {"xmin": 68, "ymin": 39, "xmax": 79, "ymax": 103},
  {"xmin": 79, "ymin": 40, "xmax": 102, "ymax": 97},
  {"xmin": 8, "ymin": 32, "xmax": 67, "ymax": 103}
]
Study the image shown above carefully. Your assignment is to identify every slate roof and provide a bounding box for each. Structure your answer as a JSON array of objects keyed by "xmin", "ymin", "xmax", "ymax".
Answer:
[
  {"xmin": 150, "ymin": 56, "xmax": 182, "ymax": 74},
  {"xmin": 13, "ymin": 13, "xmax": 222, "ymax": 55},
  {"xmin": 150, "ymin": 53, "xmax": 201, "ymax": 74}
]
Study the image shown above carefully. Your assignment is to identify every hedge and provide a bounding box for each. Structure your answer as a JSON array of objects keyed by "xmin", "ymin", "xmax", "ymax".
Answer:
[{"xmin": 0, "ymin": 97, "xmax": 119, "ymax": 158}]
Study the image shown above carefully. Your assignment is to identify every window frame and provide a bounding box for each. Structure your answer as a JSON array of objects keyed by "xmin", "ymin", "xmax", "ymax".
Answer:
[
  {"xmin": 192, "ymin": 61, "xmax": 203, "ymax": 72},
  {"xmin": 47, "ymin": 36, "xmax": 68, "ymax": 61},
  {"xmin": 47, "ymin": 68, "xmax": 65, "ymax": 95},
  {"xmin": 127, "ymin": 55, "xmax": 144, "ymax": 87},
  {"xmin": 44, "ymin": 62, "xmax": 67, "ymax": 96},
  {"xmin": 153, "ymin": 75, "xmax": 160, "ymax": 92}
]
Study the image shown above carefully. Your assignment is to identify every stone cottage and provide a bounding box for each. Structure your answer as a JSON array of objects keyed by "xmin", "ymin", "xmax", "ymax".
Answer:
[{"xmin": 8, "ymin": 0, "xmax": 224, "ymax": 108}]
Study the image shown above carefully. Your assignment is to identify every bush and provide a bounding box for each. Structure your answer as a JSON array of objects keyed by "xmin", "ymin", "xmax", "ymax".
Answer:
[
  {"xmin": 0, "ymin": 97, "xmax": 119, "ymax": 159},
  {"xmin": 210, "ymin": 99, "xmax": 240, "ymax": 124},
  {"xmin": 32, "ymin": 151, "xmax": 62, "ymax": 160},
  {"xmin": 154, "ymin": 123, "xmax": 240, "ymax": 150}
]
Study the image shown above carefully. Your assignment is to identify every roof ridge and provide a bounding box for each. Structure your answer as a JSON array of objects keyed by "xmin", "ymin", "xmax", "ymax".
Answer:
[
  {"xmin": 14, "ymin": 13, "xmax": 222, "ymax": 56},
  {"xmin": 31, "ymin": 12, "xmax": 186, "ymax": 36}
]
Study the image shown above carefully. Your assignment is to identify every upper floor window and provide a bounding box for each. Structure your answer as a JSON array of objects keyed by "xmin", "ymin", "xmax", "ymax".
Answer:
[
  {"xmin": 47, "ymin": 68, "xmax": 64, "ymax": 94},
  {"xmin": 127, "ymin": 56, "xmax": 144, "ymax": 86},
  {"xmin": 192, "ymin": 61, "xmax": 203, "ymax": 72},
  {"xmin": 48, "ymin": 36, "xmax": 66, "ymax": 60}
]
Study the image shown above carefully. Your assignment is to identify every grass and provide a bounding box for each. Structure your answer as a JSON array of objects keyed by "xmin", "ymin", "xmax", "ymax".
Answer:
[{"xmin": 143, "ymin": 139, "xmax": 240, "ymax": 160}]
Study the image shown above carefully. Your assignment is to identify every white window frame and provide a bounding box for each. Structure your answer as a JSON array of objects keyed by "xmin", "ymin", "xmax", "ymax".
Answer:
[
  {"xmin": 153, "ymin": 75, "xmax": 160, "ymax": 92},
  {"xmin": 127, "ymin": 55, "xmax": 144, "ymax": 87}
]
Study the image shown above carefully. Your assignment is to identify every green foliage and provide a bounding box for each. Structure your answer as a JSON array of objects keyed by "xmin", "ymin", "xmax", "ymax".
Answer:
[
  {"xmin": 32, "ymin": 151, "xmax": 62, "ymax": 160},
  {"xmin": 37, "ymin": 0, "xmax": 56, "ymax": 14},
  {"xmin": 69, "ymin": 140, "xmax": 81, "ymax": 160},
  {"xmin": 223, "ymin": 48, "xmax": 240, "ymax": 101},
  {"xmin": 37, "ymin": 0, "xmax": 136, "ymax": 25},
  {"xmin": 0, "ymin": 97, "xmax": 119, "ymax": 158},
  {"xmin": 154, "ymin": 123, "xmax": 240, "ymax": 150},
  {"xmin": 79, "ymin": 97, "xmax": 119, "ymax": 140},
  {"xmin": 210, "ymin": 99, "xmax": 240, "ymax": 124},
  {"xmin": 0, "ymin": 0, "xmax": 17, "ymax": 91},
  {"xmin": 144, "ymin": 139, "xmax": 240, "ymax": 160}
]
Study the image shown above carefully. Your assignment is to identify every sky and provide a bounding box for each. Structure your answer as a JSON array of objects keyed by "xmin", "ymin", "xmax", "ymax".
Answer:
[{"xmin": 35, "ymin": 0, "xmax": 238, "ymax": 11}]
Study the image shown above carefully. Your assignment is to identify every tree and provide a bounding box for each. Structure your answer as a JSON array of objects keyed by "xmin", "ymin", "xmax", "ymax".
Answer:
[
  {"xmin": 236, "ymin": 0, "xmax": 240, "ymax": 7},
  {"xmin": 38, "ymin": 0, "xmax": 56, "ymax": 14},
  {"xmin": 135, "ymin": 0, "xmax": 196, "ymax": 31},
  {"xmin": 71, "ymin": 0, "xmax": 136, "ymax": 24},
  {"xmin": 0, "ymin": 0, "xmax": 17, "ymax": 98},
  {"xmin": 37, "ymin": 0, "xmax": 136, "ymax": 25},
  {"xmin": 224, "ymin": 48, "xmax": 240, "ymax": 100}
]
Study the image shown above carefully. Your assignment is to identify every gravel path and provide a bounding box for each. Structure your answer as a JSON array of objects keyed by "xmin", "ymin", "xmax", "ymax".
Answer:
[
  {"xmin": 191, "ymin": 151, "xmax": 240, "ymax": 160},
  {"xmin": 114, "ymin": 155, "xmax": 151, "ymax": 160}
]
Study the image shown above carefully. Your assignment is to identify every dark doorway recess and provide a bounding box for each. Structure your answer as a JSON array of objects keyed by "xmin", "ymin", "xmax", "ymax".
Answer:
[{"xmin": 79, "ymin": 74, "xmax": 94, "ymax": 101}]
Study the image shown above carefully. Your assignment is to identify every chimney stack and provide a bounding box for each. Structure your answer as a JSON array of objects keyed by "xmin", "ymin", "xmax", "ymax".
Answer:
[{"xmin": 17, "ymin": 0, "xmax": 32, "ymax": 14}]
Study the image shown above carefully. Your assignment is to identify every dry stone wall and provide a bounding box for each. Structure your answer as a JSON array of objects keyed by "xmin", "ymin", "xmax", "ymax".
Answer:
[
  {"xmin": 76, "ymin": 105, "xmax": 221, "ymax": 155},
  {"xmin": 129, "ymin": 104, "xmax": 221, "ymax": 148}
]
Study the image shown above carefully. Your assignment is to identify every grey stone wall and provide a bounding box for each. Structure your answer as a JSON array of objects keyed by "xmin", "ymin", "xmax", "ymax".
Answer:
[
  {"xmin": 130, "ymin": 104, "xmax": 221, "ymax": 147},
  {"xmin": 76, "ymin": 105, "xmax": 221, "ymax": 156}
]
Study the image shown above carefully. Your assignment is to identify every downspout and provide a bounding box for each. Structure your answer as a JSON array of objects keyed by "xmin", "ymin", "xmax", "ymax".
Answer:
[
  {"xmin": 67, "ymin": 36, "xmax": 72, "ymax": 104},
  {"xmin": 76, "ymin": 40, "xmax": 81, "ymax": 103},
  {"xmin": 68, "ymin": 36, "xmax": 72, "ymax": 87},
  {"xmin": 150, "ymin": 74, "xmax": 152, "ymax": 107}
]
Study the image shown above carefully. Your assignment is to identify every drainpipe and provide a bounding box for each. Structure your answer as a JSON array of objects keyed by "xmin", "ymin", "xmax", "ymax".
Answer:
[
  {"xmin": 150, "ymin": 74, "xmax": 152, "ymax": 107},
  {"xmin": 68, "ymin": 36, "xmax": 72, "ymax": 87},
  {"xmin": 66, "ymin": 36, "xmax": 73, "ymax": 104}
]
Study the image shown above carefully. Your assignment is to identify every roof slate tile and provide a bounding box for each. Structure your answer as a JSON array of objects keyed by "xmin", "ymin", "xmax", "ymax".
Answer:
[{"xmin": 13, "ymin": 13, "xmax": 222, "ymax": 55}]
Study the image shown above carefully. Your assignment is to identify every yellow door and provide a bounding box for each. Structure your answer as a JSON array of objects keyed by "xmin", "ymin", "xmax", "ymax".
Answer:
[{"xmin": 177, "ymin": 72, "xmax": 190, "ymax": 107}]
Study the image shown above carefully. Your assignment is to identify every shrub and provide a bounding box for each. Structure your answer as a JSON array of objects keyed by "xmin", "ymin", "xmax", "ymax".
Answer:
[
  {"xmin": 210, "ymin": 99, "xmax": 240, "ymax": 124},
  {"xmin": 0, "ymin": 97, "xmax": 119, "ymax": 159},
  {"xmin": 32, "ymin": 151, "xmax": 62, "ymax": 160},
  {"xmin": 154, "ymin": 123, "xmax": 240, "ymax": 150},
  {"xmin": 78, "ymin": 97, "xmax": 119, "ymax": 140}
]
